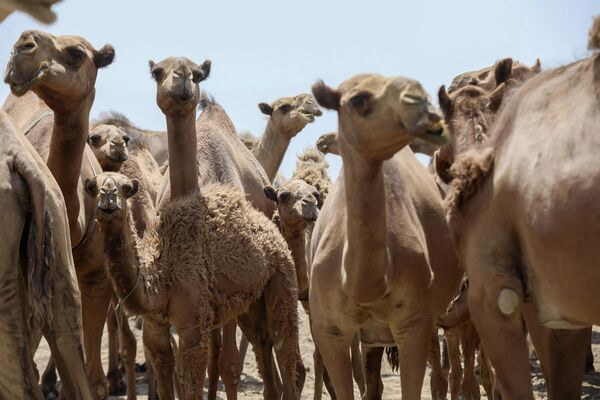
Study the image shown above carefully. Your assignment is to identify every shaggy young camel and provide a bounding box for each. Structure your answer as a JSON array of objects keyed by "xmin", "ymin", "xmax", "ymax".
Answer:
[
  {"xmin": 148, "ymin": 56, "xmax": 303, "ymax": 399},
  {"xmin": 3, "ymin": 30, "xmax": 116, "ymax": 399},
  {"xmin": 0, "ymin": 111, "xmax": 92, "ymax": 399},
  {"xmin": 309, "ymin": 74, "xmax": 462, "ymax": 399},
  {"xmin": 254, "ymin": 93, "xmax": 322, "ymax": 182},
  {"xmin": 445, "ymin": 18, "xmax": 600, "ymax": 399},
  {"xmin": 86, "ymin": 173, "xmax": 303, "ymax": 400}
]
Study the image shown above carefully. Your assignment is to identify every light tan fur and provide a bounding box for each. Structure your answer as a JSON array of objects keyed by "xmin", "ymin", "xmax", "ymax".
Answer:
[{"xmin": 0, "ymin": 0, "xmax": 58, "ymax": 23}]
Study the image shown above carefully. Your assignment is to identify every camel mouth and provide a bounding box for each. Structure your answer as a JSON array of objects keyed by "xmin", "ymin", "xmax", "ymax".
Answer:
[
  {"xmin": 299, "ymin": 111, "xmax": 317, "ymax": 123},
  {"xmin": 108, "ymin": 152, "xmax": 128, "ymax": 163},
  {"xmin": 418, "ymin": 120, "xmax": 450, "ymax": 146},
  {"xmin": 8, "ymin": 65, "xmax": 48, "ymax": 97}
]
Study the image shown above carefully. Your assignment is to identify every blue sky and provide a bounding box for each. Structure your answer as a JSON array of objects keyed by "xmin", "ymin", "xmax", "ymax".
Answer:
[{"xmin": 1, "ymin": 0, "xmax": 598, "ymax": 179}]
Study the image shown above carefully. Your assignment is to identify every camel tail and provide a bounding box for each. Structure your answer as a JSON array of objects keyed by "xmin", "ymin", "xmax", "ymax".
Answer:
[
  {"xmin": 589, "ymin": 15, "xmax": 600, "ymax": 51},
  {"xmin": 445, "ymin": 147, "xmax": 494, "ymax": 215},
  {"xmin": 14, "ymin": 152, "xmax": 55, "ymax": 330},
  {"xmin": 385, "ymin": 347, "xmax": 399, "ymax": 372}
]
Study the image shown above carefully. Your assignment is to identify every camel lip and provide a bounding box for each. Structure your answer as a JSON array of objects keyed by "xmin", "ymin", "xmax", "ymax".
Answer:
[
  {"xmin": 7, "ymin": 65, "xmax": 48, "ymax": 97},
  {"xmin": 299, "ymin": 111, "xmax": 317, "ymax": 123}
]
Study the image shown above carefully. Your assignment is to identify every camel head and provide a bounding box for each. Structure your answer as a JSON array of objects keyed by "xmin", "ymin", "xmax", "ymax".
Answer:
[
  {"xmin": 149, "ymin": 56, "xmax": 211, "ymax": 116},
  {"xmin": 316, "ymin": 131, "xmax": 339, "ymax": 155},
  {"xmin": 258, "ymin": 93, "xmax": 322, "ymax": 138},
  {"xmin": 85, "ymin": 172, "xmax": 138, "ymax": 224},
  {"xmin": 0, "ymin": 0, "xmax": 60, "ymax": 24},
  {"xmin": 88, "ymin": 124, "xmax": 130, "ymax": 172},
  {"xmin": 312, "ymin": 74, "xmax": 449, "ymax": 161},
  {"xmin": 264, "ymin": 179, "xmax": 320, "ymax": 227},
  {"xmin": 4, "ymin": 30, "xmax": 114, "ymax": 109}
]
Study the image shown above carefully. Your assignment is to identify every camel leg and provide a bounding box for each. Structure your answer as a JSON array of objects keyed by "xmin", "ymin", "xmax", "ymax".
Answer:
[
  {"xmin": 207, "ymin": 329, "xmax": 221, "ymax": 400},
  {"xmin": 586, "ymin": 329, "xmax": 595, "ymax": 373},
  {"xmin": 239, "ymin": 334, "xmax": 250, "ymax": 373},
  {"xmin": 143, "ymin": 319, "xmax": 175, "ymax": 400},
  {"xmin": 78, "ymin": 277, "xmax": 112, "ymax": 400},
  {"xmin": 264, "ymin": 271, "xmax": 305, "ymax": 400},
  {"xmin": 460, "ymin": 323, "xmax": 480, "ymax": 400},
  {"xmin": 40, "ymin": 357, "xmax": 58, "ymax": 398},
  {"xmin": 350, "ymin": 335, "xmax": 366, "ymax": 397},
  {"xmin": 176, "ymin": 327, "xmax": 210, "ymax": 400},
  {"xmin": 312, "ymin": 322, "xmax": 354, "ymax": 400},
  {"xmin": 429, "ymin": 330, "xmax": 448, "ymax": 400},
  {"xmin": 238, "ymin": 300, "xmax": 280, "ymax": 400},
  {"xmin": 478, "ymin": 347, "xmax": 496, "ymax": 400},
  {"xmin": 523, "ymin": 305, "xmax": 587, "ymax": 400},
  {"xmin": 106, "ymin": 308, "xmax": 126, "ymax": 396},
  {"xmin": 362, "ymin": 346, "xmax": 384, "ymax": 400},
  {"xmin": 116, "ymin": 314, "xmax": 137, "ymax": 400},
  {"xmin": 444, "ymin": 327, "xmax": 462, "ymax": 400},
  {"xmin": 144, "ymin": 349, "xmax": 157, "ymax": 400},
  {"xmin": 313, "ymin": 348, "xmax": 326, "ymax": 400},
  {"xmin": 220, "ymin": 321, "xmax": 241, "ymax": 399},
  {"xmin": 392, "ymin": 318, "xmax": 433, "ymax": 400}
]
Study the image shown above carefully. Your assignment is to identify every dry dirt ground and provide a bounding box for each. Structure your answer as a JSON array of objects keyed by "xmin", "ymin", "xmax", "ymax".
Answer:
[{"xmin": 34, "ymin": 307, "xmax": 600, "ymax": 399}]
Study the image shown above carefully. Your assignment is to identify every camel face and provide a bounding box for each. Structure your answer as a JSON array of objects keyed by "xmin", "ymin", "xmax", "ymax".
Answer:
[
  {"xmin": 313, "ymin": 74, "xmax": 448, "ymax": 161},
  {"xmin": 438, "ymin": 84, "xmax": 504, "ymax": 156},
  {"xmin": 316, "ymin": 131, "xmax": 339, "ymax": 155},
  {"xmin": 149, "ymin": 57, "xmax": 211, "ymax": 116},
  {"xmin": 85, "ymin": 172, "xmax": 138, "ymax": 223},
  {"xmin": 259, "ymin": 93, "xmax": 322, "ymax": 137},
  {"xmin": 4, "ymin": 30, "xmax": 114, "ymax": 104},
  {"xmin": 88, "ymin": 124, "xmax": 130, "ymax": 172},
  {"xmin": 265, "ymin": 179, "xmax": 320, "ymax": 226}
]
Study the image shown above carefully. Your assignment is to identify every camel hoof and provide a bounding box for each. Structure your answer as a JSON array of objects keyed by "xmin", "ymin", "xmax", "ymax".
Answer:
[{"xmin": 497, "ymin": 288, "xmax": 519, "ymax": 316}]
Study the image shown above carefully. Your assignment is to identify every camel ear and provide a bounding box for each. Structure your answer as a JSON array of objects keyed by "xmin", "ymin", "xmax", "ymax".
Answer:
[
  {"xmin": 433, "ymin": 149, "xmax": 453, "ymax": 184},
  {"xmin": 312, "ymin": 80, "xmax": 340, "ymax": 111},
  {"xmin": 87, "ymin": 133, "xmax": 101, "ymax": 146},
  {"xmin": 489, "ymin": 83, "xmax": 506, "ymax": 112},
  {"xmin": 84, "ymin": 178, "xmax": 98, "ymax": 197},
  {"xmin": 438, "ymin": 85, "xmax": 453, "ymax": 118},
  {"xmin": 263, "ymin": 186, "xmax": 278, "ymax": 203},
  {"xmin": 530, "ymin": 58, "xmax": 541, "ymax": 73},
  {"xmin": 494, "ymin": 58, "xmax": 513, "ymax": 86},
  {"xmin": 123, "ymin": 179, "xmax": 139, "ymax": 199},
  {"xmin": 196, "ymin": 59, "xmax": 211, "ymax": 82},
  {"xmin": 94, "ymin": 45, "xmax": 115, "ymax": 69},
  {"xmin": 258, "ymin": 103, "xmax": 273, "ymax": 116}
]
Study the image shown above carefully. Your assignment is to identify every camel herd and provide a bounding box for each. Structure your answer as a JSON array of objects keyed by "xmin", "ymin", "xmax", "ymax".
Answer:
[{"xmin": 1, "ymin": 2, "xmax": 600, "ymax": 400}]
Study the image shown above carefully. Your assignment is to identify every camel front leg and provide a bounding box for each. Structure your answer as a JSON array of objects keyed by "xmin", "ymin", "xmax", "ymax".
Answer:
[
  {"xmin": 78, "ymin": 275, "xmax": 113, "ymax": 400},
  {"xmin": 362, "ymin": 346, "xmax": 384, "ymax": 400},
  {"xmin": 350, "ymin": 335, "xmax": 366, "ymax": 397},
  {"xmin": 40, "ymin": 356, "xmax": 58, "ymax": 398},
  {"xmin": 106, "ymin": 307, "xmax": 125, "ymax": 396},
  {"xmin": 392, "ymin": 316, "xmax": 433, "ymax": 400},
  {"xmin": 220, "ymin": 321, "xmax": 241, "ymax": 400},
  {"xmin": 176, "ymin": 326, "xmax": 210, "ymax": 400},
  {"xmin": 429, "ymin": 330, "xmax": 448, "ymax": 400},
  {"xmin": 460, "ymin": 323, "xmax": 480, "ymax": 400},
  {"xmin": 143, "ymin": 318, "xmax": 175, "ymax": 400},
  {"xmin": 116, "ymin": 313, "xmax": 137, "ymax": 400},
  {"xmin": 207, "ymin": 329, "xmax": 220, "ymax": 400}
]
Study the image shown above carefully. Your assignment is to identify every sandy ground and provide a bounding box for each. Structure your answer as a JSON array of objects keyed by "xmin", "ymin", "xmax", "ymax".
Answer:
[{"xmin": 34, "ymin": 307, "xmax": 600, "ymax": 399}]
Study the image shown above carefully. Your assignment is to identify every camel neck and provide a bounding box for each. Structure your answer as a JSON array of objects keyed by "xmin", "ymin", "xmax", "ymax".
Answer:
[
  {"xmin": 254, "ymin": 119, "xmax": 291, "ymax": 182},
  {"xmin": 339, "ymin": 137, "xmax": 390, "ymax": 303},
  {"xmin": 46, "ymin": 97, "xmax": 92, "ymax": 229},
  {"xmin": 103, "ymin": 218, "xmax": 163, "ymax": 315},
  {"xmin": 281, "ymin": 224, "xmax": 309, "ymax": 298},
  {"xmin": 166, "ymin": 112, "xmax": 199, "ymax": 199}
]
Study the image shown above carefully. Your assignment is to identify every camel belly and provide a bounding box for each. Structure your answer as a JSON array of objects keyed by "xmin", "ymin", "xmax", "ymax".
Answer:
[{"xmin": 358, "ymin": 319, "xmax": 395, "ymax": 347}]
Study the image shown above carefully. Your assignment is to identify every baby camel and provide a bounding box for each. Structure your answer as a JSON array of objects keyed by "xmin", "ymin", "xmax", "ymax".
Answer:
[{"xmin": 86, "ymin": 171, "xmax": 302, "ymax": 400}]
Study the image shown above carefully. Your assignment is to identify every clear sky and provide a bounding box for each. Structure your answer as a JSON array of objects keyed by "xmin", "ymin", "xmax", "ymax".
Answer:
[{"xmin": 1, "ymin": 0, "xmax": 599, "ymax": 179}]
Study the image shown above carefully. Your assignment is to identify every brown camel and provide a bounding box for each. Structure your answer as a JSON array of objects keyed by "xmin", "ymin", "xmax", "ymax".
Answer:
[
  {"xmin": 0, "ymin": 111, "xmax": 92, "ymax": 399},
  {"xmin": 94, "ymin": 112, "xmax": 169, "ymax": 170},
  {"xmin": 148, "ymin": 56, "xmax": 304, "ymax": 399},
  {"xmin": 0, "ymin": 0, "xmax": 58, "ymax": 23},
  {"xmin": 309, "ymin": 74, "xmax": 461, "ymax": 399},
  {"xmin": 3, "ymin": 30, "xmax": 117, "ymax": 399},
  {"xmin": 86, "ymin": 171, "xmax": 303, "ymax": 400},
  {"xmin": 254, "ymin": 93, "xmax": 322, "ymax": 182},
  {"xmin": 440, "ymin": 57, "xmax": 592, "ymax": 399},
  {"xmin": 445, "ymin": 18, "xmax": 600, "ymax": 399}
]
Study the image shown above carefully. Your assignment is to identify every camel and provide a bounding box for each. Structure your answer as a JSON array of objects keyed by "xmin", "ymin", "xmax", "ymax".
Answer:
[
  {"xmin": 0, "ymin": 0, "xmax": 58, "ymax": 23},
  {"xmin": 445, "ymin": 18, "xmax": 600, "ymax": 399},
  {"xmin": 253, "ymin": 93, "xmax": 322, "ymax": 182},
  {"xmin": 308, "ymin": 74, "xmax": 461, "ymax": 399},
  {"xmin": 94, "ymin": 112, "xmax": 169, "ymax": 170},
  {"xmin": 3, "ymin": 30, "xmax": 117, "ymax": 399},
  {"xmin": 0, "ymin": 110, "xmax": 92, "ymax": 399},
  {"xmin": 86, "ymin": 173, "xmax": 303, "ymax": 400},
  {"xmin": 147, "ymin": 56, "xmax": 304, "ymax": 399}
]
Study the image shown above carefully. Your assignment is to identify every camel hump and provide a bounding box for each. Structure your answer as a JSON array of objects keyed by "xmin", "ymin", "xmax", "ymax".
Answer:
[
  {"xmin": 445, "ymin": 147, "xmax": 494, "ymax": 215},
  {"xmin": 589, "ymin": 15, "xmax": 600, "ymax": 51}
]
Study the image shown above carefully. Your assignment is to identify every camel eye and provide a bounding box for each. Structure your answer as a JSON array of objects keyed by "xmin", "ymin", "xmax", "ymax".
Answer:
[
  {"xmin": 279, "ymin": 192, "xmax": 291, "ymax": 202},
  {"xmin": 151, "ymin": 67, "xmax": 164, "ymax": 81},
  {"xmin": 349, "ymin": 92, "xmax": 372, "ymax": 116},
  {"xmin": 278, "ymin": 104, "xmax": 292, "ymax": 114}
]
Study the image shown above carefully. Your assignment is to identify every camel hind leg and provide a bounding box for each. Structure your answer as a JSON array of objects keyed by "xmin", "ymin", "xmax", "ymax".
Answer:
[
  {"xmin": 429, "ymin": 330, "xmax": 448, "ymax": 400},
  {"xmin": 460, "ymin": 323, "xmax": 480, "ymax": 400},
  {"xmin": 363, "ymin": 346, "xmax": 384, "ymax": 400},
  {"xmin": 176, "ymin": 326, "xmax": 210, "ymax": 400},
  {"xmin": 264, "ymin": 270, "xmax": 305, "ymax": 400}
]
